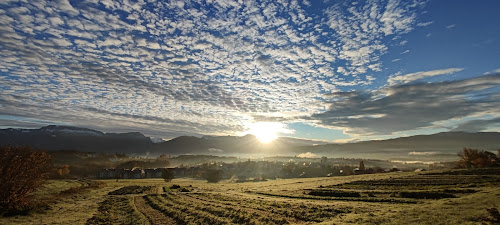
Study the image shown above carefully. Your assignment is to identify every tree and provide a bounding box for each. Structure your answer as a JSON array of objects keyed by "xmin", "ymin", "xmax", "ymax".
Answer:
[
  {"xmin": 458, "ymin": 148, "xmax": 498, "ymax": 168},
  {"xmin": 162, "ymin": 168, "xmax": 175, "ymax": 182},
  {"xmin": 0, "ymin": 146, "xmax": 52, "ymax": 213}
]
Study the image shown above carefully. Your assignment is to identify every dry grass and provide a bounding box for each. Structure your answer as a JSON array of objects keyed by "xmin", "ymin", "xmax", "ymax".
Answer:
[{"xmin": 0, "ymin": 170, "xmax": 498, "ymax": 224}]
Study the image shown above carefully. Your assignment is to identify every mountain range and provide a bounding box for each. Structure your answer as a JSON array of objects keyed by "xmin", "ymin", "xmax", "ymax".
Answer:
[{"xmin": 1, "ymin": 125, "xmax": 499, "ymax": 161}]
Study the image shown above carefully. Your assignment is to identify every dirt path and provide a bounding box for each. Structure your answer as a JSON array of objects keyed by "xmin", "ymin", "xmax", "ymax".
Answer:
[{"xmin": 134, "ymin": 196, "xmax": 176, "ymax": 225}]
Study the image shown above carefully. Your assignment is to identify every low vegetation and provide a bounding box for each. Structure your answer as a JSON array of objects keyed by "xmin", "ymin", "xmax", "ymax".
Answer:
[
  {"xmin": 1, "ymin": 146, "xmax": 500, "ymax": 224},
  {"xmin": 108, "ymin": 186, "xmax": 153, "ymax": 195},
  {"xmin": 308, "ymin": 189, "xmax": 361, "ymax": 197},
  {"xmin": 398, "ymin": 191, "xmax": 455, "ymax": 199},
  {"xmin": 85, "ymin": 197, "xmax": 148, "ymax": 225}
]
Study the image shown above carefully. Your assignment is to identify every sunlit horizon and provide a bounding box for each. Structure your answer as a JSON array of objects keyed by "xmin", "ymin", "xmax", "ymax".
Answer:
[{"xmin": 243, "ymin": 122, "xmax": 293, "ymax": 144}]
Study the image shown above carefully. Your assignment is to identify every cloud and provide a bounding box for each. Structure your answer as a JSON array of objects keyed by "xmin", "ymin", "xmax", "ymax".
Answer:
[
  {"xmin": 408, "ymin": 151, "xmax": 441, "ymax": 156},
  {"xmin": 56, "ymin": 0, "xmax": 79, "ymax": 15},
  {"xmin": 446, "ymin": 24, "xmax": 456, "ymax": 29},
  {"xmin": 208, "ymin": 148, "xmax": 224, "ymax": 153},
  {"xmin": 297, "ymin": 152, "xmax": 318, "ymax": 158},
  {"xmin": 417, "ymin": 21, "xmax": 433, "ymax": 27},
  {"xmin": 310, "ymin": 74, "xmax": 500, "ymax": 136},
  {"xmin": 387, "ymin": 68, "xmax": 464, "ymax": 85},
  {"xmin": 452, "ymin": 117, "xmax": 500, "ymax": 132},
  {"xmin": 323, "ymin": 0, "xmax": 422, "ymax": 76},
  {"xmin": 0, "ymin": 0, "xmax": 428, "ymax": 138}
]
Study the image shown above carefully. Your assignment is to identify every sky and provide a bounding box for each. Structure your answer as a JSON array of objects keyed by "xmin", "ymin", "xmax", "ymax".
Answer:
[{"xmin": 1, "ymin": 0, "xmax": 500, "ymax": 142}]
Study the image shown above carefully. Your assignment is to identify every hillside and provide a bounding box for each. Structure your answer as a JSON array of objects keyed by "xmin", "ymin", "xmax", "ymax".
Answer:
[
  {"xmin": 0, "ymin": 125, "xmax": 152, "ymax": 153},
  {"xmin": 1, "ymin": 126, "xmax": 499, "ymax": 161}
]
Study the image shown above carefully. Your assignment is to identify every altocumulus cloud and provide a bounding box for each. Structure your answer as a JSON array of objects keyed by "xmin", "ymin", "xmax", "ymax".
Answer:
[{"xmin": 0, "ymin": 0, "xmax": 425, "ymax": 137}]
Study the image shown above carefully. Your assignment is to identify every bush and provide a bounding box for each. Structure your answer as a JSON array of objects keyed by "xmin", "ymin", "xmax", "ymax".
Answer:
[
  {"xmin": 170, "ymin": 184, "xmax": 181, "ymax": 189},
  {"xmin": 0, "ymin": 146, "xmax": 52, "ymax": 214}
]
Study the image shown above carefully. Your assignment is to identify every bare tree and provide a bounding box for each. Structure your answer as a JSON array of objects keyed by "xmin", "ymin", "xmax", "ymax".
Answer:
[{"xmin": 0, "ymin": 146, "xmax": 52, "ymax": 213}]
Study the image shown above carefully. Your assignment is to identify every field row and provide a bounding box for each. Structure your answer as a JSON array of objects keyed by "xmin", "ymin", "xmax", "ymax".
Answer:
[
  {"xmin": 86, "ymin": 188, "xmax": 352, "ymax": 224},
  {"xmin": 142, "ymin": 192, "xmax": 350, "ymax": 224}
]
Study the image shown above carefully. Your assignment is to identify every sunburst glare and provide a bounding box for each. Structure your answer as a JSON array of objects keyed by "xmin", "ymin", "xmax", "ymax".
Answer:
[{"xmin": 245, "ymin": 122, "xmax": 293, "ymax": 144}]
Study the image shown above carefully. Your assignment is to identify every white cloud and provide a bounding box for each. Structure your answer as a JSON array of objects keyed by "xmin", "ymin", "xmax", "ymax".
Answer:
[
  {"xmin": 0, "ymin": 0, "xmax": 428, "ymax": 138},
  {"xmin": 48, "ymin": 16, "xmax": 64, "ymax": 26},
  {"xmin": 387, "ymin": 68, "xmax": 464, "ymax": 85},
  {"xmin": 297, "ymin": 152, "xmax": 318, "ymax": 158},
  {"xmin": 53, "ymin": 0, "xmax": 80, "ymax": 15},
  {"xmin": 446, "ymin": 24, "xmax": 456, "ymax": 29},
  {"xmin": 417, "ymin": 21, "xmax": 433, "ymax": 27}
]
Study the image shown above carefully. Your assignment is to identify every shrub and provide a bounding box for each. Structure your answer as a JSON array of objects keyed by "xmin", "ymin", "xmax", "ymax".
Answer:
[
  {"xmin": 0, "ymin": 146, "xmax": 52, "ymax": 214},
  {"xmin": 170, "ymin": 184, "xmax": 181, "ymax": 189}
]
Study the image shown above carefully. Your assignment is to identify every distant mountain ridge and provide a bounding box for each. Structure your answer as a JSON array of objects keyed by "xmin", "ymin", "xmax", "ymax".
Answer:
[
  {"xmin": 0, "ymin": 125, "xmax": 152, "ymax": 153},
  {"xmin": 1, "ymin": 126, "xmax": 499, "ymax": 161},
  {"xmin": 302, "ymin": 131, "xmax": 500, "ymax": 159}
]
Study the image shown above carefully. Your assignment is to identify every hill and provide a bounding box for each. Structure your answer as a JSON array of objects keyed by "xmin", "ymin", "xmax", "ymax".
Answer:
[
  {"xmin": 0, "ymin": 125, "xmax": 152, "ymax": 153},
  {"xmin": 1, "ymin": 126, "xmax": 499, "ymax": 161}
]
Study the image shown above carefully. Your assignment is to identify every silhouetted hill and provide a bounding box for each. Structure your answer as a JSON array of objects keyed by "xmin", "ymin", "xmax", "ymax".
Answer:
[
  {"xmin": 302, "ymin": 131, "xmax": 500, "ymax": 160},
  {"xmin": 1, "ymin": 126, "xmax": 499, "ymax": 161},
  {"xmin": 0, "ymin": 125, "xmax": 152, "ymax": 153}
]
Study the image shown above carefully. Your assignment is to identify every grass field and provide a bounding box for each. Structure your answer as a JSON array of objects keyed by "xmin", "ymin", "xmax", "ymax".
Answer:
[{"xmin": 1, "ymin": 168, "xmax": 499, "ymax": 224}]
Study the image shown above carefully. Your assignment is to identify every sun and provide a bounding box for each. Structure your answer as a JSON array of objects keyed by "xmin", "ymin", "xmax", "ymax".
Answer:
[{"xmin": 245, "ymin": 122, "xmax": 291, "ymax": 144}]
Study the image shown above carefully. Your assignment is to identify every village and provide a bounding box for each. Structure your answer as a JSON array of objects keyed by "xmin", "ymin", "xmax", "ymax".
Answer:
[{"xmin": 97, "ymin": 159, "xmax": 426, "ymax": 180}]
